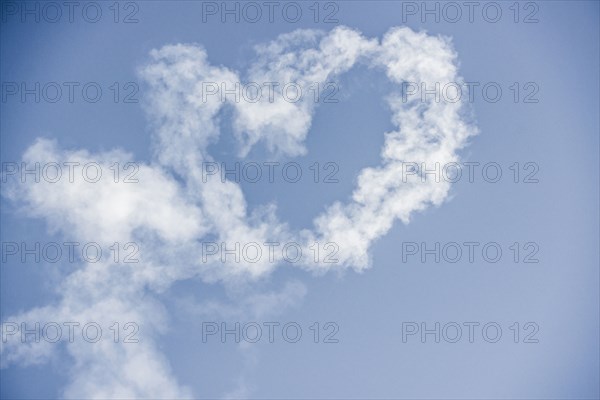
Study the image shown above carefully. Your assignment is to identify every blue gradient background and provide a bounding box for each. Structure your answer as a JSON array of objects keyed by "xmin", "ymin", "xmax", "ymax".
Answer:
[{"xmin": 1, "ymin": 1, "xmax": 599, "ymax": 398}]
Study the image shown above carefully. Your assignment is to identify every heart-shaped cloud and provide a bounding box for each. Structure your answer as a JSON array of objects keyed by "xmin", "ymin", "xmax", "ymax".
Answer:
[{"xmin": 1, "ymin": 26, "xmax": 477, "ymax": 398}]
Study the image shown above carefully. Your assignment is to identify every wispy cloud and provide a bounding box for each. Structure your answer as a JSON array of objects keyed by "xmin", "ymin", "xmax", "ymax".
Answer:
[{"xmin": 1, "ymin": 26, "xmax": 477, "ymax": 398}]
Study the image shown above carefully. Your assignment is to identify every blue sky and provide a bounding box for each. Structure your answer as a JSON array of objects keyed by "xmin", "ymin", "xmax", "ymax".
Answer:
[{"xmin": 1, "ymin": 1, "xmax": 599, "ymax": 399}]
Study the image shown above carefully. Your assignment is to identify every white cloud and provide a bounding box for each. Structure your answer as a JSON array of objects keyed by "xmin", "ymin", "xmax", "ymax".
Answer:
[{"xmin": 1, "ymin": 26, "xmax": 477, "ymax": 398}]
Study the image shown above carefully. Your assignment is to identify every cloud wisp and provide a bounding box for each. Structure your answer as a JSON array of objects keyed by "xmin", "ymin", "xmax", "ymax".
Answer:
[{"xmin": 1, "ymin": 26, "xmax": 477, "ymax": 398}]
